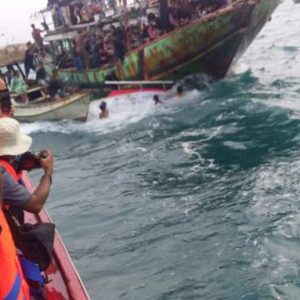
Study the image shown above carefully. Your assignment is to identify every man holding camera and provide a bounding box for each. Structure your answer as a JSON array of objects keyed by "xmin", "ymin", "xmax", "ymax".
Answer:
[{"xmin": 0, "ymin": 117, "xmax": 53, "ymax": 213}]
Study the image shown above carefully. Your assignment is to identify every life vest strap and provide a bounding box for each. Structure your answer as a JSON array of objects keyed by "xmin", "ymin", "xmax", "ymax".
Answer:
[
  {"xmin": 3, "ymin": 273, "xmax": 22, "ymax": 300},
  {"xmin": 19, "ymin": 257, "xmax": 44, "ymax": 284}
]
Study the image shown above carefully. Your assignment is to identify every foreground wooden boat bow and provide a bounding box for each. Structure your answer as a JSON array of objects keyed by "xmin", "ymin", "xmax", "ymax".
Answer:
[{"xmin": 22, "ymin": 173, "xmax": 90, "ymax": 300}]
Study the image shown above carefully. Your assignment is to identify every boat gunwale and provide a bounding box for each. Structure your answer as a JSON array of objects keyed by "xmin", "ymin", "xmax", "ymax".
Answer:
[
  {"xmin": 22, "ymin": 173, "xmax": 90, "ymax": 300},
  {"xmin": 13, "ymin": 91, "xmax": 89, "ymax": 109}
]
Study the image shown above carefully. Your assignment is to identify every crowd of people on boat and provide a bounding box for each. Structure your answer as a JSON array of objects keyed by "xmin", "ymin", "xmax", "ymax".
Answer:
[
  {"xmin": 47, "ymin": 0, "xmax": 229, "ymax": 29},
  {"xmin": 48, "ymin": 0, "xmax": 105, "ymax": 28},
  {"xmin": 0, "ymin": 64, "xmax": 68, "ymax": 104},
  {"xmin": 41, "ymin": 0, "xmax": 230, "ymax": 70},
  {"xmin": 0, "ymin": 39, "xmax": 71, "ymax": 104}
]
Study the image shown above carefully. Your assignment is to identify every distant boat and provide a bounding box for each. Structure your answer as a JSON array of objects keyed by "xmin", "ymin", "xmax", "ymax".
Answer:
[
  {"xmin": 293, "ymin": 0, "xmax": 300, "ymax": 3},
  {"xmin": 21, "ymin": 172, "xmax": 90, "ymax": 300},
  {"xmin": 12, "ymin": 88, "xmax": 91, "ymax": 122},
  {"xmin": 41, "ymin": 0, "xmax": 281, "ymax": 88},
  {"xmin": 0, "ymin": 45, "xmax": 91, "ymax": 122}
]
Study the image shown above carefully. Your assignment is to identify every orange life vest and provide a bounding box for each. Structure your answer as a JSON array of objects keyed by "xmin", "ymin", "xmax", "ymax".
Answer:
[
  {"xmin": 0, "ymin": 186, "xmax": 30, "ymax": 299},
  {"xmin": 0, "ymin": 160, "xmax": 23, "ymax": 210},
  {"xmin": 0, "ymin": 159, "xmax": 21, "ymax": 182}
]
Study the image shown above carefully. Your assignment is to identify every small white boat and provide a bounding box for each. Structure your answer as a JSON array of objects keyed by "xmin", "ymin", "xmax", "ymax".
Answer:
[
  {"xmin": 12, "ymin": 88, "xmax": 91, "ymax": 122},
  {"xmin": 0, "ymin": 45, "xmax": 91, "ymax": 122}
]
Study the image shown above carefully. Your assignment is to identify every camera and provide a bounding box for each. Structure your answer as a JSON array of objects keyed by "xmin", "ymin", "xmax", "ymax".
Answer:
[{"xmin": 13, "ymin": 151, "xmax": 48, "ymax": 172}]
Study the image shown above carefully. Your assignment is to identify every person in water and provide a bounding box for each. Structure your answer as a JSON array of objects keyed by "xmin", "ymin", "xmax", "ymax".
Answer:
[
  {"xmin": 176, "ymin": 85, "xmax": 183, "ymax": 98},
  {"xmin": 153, "ymin": 94, "xmax": 162, "ymax": 105},
  {"xmin": 99, "ymin": 101, "xmax": 109, "ymax": 119}
]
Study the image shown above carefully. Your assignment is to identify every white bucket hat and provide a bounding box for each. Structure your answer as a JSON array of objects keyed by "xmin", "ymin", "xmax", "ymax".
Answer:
[{"xmin": 0, "ymin": 117, "xmax": 32, "ymax": 156}]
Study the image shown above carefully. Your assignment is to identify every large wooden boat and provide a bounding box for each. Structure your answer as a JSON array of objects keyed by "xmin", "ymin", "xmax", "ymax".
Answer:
[
  {"xmin": 21, "ymin": 173, "xmax": 90, "ymax": 300},
  {"xmin": 42, "ymin": 0, "xmax": 281, "ymax": 88}
]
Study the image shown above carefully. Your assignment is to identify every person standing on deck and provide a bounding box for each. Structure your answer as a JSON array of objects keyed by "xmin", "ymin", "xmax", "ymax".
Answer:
[
  {"xmin": 75, "ymin": 30, "xmax": 89, "ymax": 69},
  {"xmin": 58, "ymin": 0, "xmax": 72, "ymax": 26},
  {"xmin": 0, "ymin": 78, "xmax": 13, "ymax": 117},
  {"xmin": 24, "ymin": 42, "xmax": 37, "ymax": 79},
  {"xmin": 31, "ymin": 24, "xmax": 44, "ymax": 53}
]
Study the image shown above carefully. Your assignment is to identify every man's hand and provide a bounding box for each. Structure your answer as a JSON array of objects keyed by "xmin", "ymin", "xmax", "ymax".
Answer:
[
  {"xmin": 40, "ymin": 149, "xmax": 53, "ymax": 176},
  {"xmin": 24, "ymin": 149, "xmax": 53, "ymax": 213}
]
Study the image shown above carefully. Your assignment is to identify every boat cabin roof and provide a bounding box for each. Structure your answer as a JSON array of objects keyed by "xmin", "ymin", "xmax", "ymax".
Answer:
[
  {"xmin": 0, "ymin": 44, "xmax": 26, "ymax": 68},
  {"xmin": 44, "ymin": 30, "xmax": 80, "ymax": 42}
]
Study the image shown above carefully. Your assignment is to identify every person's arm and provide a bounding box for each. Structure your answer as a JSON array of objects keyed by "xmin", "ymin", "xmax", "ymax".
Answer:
[{"xmin": 23, "ymin": 150, "xmax": 53, "ymax": 214}]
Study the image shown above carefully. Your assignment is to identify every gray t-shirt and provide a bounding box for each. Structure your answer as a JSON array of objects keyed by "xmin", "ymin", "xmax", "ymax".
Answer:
[{"xmin": 0, "ymin": 167, "xmax": 32, "ymax": 208}]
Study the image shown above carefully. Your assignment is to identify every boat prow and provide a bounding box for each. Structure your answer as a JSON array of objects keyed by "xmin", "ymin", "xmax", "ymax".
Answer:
[
  {"xmin": 21, "ymin": 173, "xmax": 90, "ymax": 300},
  {"xmin": 42, "ymin": 0, "xmax": 281, "ymax": 87}
]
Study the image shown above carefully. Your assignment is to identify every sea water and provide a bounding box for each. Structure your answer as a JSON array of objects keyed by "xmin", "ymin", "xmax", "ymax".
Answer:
[{"xmin": 23, "ymin": 1, "xmax": 300, "ymax": 299}]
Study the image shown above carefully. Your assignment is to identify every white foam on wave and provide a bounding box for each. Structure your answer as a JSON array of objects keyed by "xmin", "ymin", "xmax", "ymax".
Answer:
[
  {"xmin": 230, "ymin": 63, "xmax": 251, "ymax": 76},
  {"xmin": 249, "ymin": 162, "xmax": 300, "ymax": 217},
  {"xmin": 86, "ymin": 90, "xmax": 168, "ymax": 134},
  {"xmin": 245, "ymin": 160, "xmax": 300, "ymax": 297},
  {"xmin": 20, "ymin": 89, "xmax": 202, "ymax": 136},
  {"xmin": 240, "ymin": 1, "xmax": 300, "ymax": 83},
  {"xmin": 251, "ymin": 92, "xmax": 300, "ymax": 118},
  {"xmin": 223, "ymin": 141, "xmax": 248, "ymax": 150},
  {"xmin": 181, "ymin": 141, "xmax": 216, "ymax": 171},
  {"xmin": 178, "ymin": 124, "xmax": 239, "ymax": 141}
]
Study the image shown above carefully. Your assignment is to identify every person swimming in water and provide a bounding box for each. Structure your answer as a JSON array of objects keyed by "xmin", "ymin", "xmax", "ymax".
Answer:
[
  {"xmin": 176, "ymin": 85, "xmax": 183, "ymax": 98},
  {"xmin": 99, "ymin": 101, "xmax": 109, "ymax": 119},
  {"xmin": 153, "ymin": 94, "xmax": 162, "ymax": 105}
]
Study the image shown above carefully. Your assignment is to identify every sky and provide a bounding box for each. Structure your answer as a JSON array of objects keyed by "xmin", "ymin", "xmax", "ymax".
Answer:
[{"xmin": 0, "ymin": 0, "xmax": 47, "ymax": 47}]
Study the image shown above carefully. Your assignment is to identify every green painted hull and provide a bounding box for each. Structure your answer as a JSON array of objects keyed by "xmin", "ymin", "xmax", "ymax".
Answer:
[{"xmin": 51, "ymin": 0, "xmax": 280, "ymax": 87}]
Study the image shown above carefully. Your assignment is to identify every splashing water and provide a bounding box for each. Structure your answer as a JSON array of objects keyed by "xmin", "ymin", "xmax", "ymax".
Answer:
[{"xmin": 22, "ymin": 2, "xmax": 300, "ymax": 299}]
